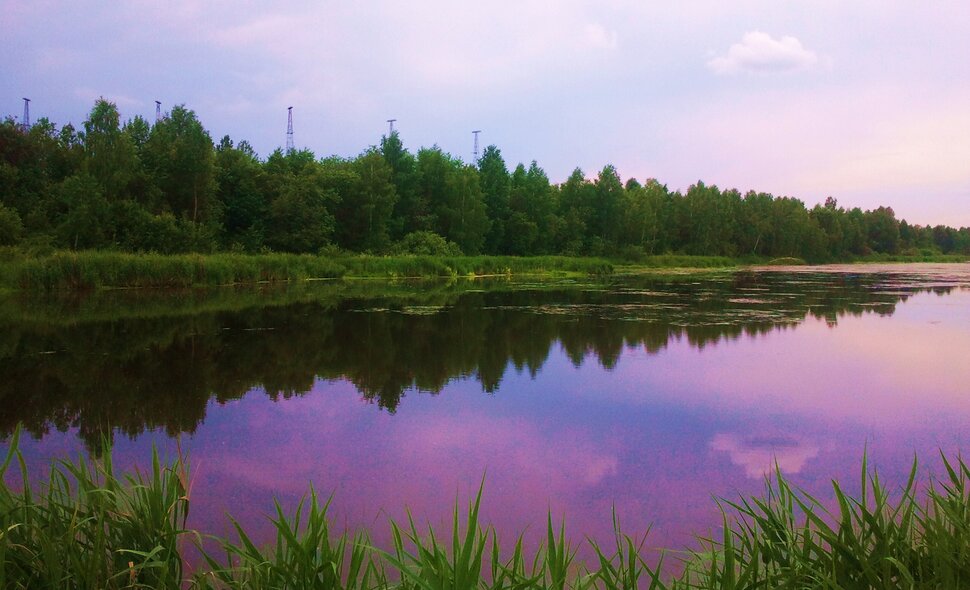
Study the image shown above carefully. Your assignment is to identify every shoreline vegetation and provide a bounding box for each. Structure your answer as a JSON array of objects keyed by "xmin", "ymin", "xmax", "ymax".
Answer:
[
  {"xmin": 0, "ymin": 250, "xmax": 967, "ymax": 291},
  {"xmin": 2, "ymin": 430, "xmax": 970, "ymax": 589},
  {"xmin": 3, "ymin": 99, "xmax": 970, "ymax": 285}
]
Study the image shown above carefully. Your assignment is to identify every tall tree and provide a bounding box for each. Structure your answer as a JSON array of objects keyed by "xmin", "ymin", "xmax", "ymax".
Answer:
[
  {"xmin": 83, "ymin": 99, "xmax": 138, "ymax": 201},
  {"xmin": 865, "ymin": 206, "xmax": 900, "ymax": 253},
  {"xmin": 557, "ymin": 168, "xmax": 595, "ymax": 254},
  {"xmin": 592, "ymin": 164, "xmax": 625, "ymax": 251},
  {"xmin": 335, "ymin": 150, "xmax": 397, "ymax": 252},
  {"xmin": 478, "ymin": 145, "xmax": 511, "ymax": 254},
  {"xmin": 215, "ymin": 135, "xmax": 267, "ymax": 251},
  {"xmin": 443, "ymin": 165, "xmax": 490, "ymax": 254},
  {"xmin": 381, "ymin": 131, "xmax": 423, "ymax": 239},
  {"xmin": 56, "ymin": 173, "xmax": 110, "ymax": 249},
  {"xmin": 144, "ymin": 105, "xmax": 217, "ymax": 224}
]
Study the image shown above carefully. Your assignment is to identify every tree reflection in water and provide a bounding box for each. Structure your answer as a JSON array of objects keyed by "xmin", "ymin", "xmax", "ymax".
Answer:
[{"xmin": 1, "ymin": 268, "xmax": 965, "ymax": 453}]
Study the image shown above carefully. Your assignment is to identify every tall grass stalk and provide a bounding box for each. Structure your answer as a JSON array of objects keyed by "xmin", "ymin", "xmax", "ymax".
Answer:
[
  {"xmin": 3, "ymin": 428, "xmax": 970, "ymax": 589},
  {"xmin": 194, "ymin": 487, "xmax": 381, "ymax": 589},
  {"xmin": 0, "ymin": 428, "xmax": 190, "ymax": 589}
]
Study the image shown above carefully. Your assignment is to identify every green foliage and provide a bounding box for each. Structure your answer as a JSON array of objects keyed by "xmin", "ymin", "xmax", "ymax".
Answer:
[
  {"xmin": 143, "ymin": 105, "xmax": 217, "ymax": 224},
  {"xmin": 8, "ymin": 252, "xmax": 345, "ymax": 290},
  {"xmin": 393, "ymin": 230, "xmax": 463, "ymax": 257},
  {"xmin": 336, "ymin": 149, "xmax": 397, "ymax": 252},
  {"xmin": 479, "ymin": 145, "xmax": 512, "ymax": 254},
  {"xmin": 612, "ymin": 253, "xmax": 742, "ymax": 268},
  {"xmin": 55, "ymin": 173, "xmax": 111, "ymax": 249},
  {"xmin": 265, "ymin": 174, "xmax": 336, "ymax": 253},
  {"xmin": 4, "ymin": 433, "xmax": 970, "ymax": 589},
  {"xmin": 414, "ymin": 147, "xmax": 491, "ymax": 253},
  {"xmin": 215, "ymin": 135, "xmax": 267, "ymax": 252},
  {"xmin": 0, "ymin": 428, "xmax": 190, "ymax": 589},
  {"xmin": 0, "ymin": 204, "xmax": 24, "ymax": 246},
  {"xmin": 82, "ymin": 98, "xmax": 139, "ymax": 201},
  {"xmin": 196, "ymin": 489, "xmax": 381, "ymax": 590},
  {"xmin": 0, "ymin": 251, "xmax": 612, "ymax": 290},
  {"xmin": 3, "ymin": 98, "xmax": 969, "ymax": 267}
]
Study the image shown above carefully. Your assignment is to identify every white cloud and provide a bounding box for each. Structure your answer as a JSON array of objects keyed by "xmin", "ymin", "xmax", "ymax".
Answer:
[
  {"xmin": 584, "ymin": 23, "xmax": 618, "ymax": 50},
  {"xmin": 708, "ymin": 31, "xmax": 818, "ymax": 75}
]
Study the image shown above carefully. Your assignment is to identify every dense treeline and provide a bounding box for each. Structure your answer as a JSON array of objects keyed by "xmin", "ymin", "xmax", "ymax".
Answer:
[{"xmin": 2, "ymin": 99, "xmax": 969, "ymax": 260}]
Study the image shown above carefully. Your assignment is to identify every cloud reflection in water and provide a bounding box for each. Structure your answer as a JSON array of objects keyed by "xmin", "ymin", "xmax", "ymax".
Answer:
[{"xmin": 711, "ymin": 432, "xmax": 820, "ymax": 479}]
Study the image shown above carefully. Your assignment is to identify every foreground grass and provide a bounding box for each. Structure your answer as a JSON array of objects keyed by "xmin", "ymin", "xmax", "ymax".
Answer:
[
  {"xmin": 3, "ymin": 430, "xmax": 970, "ymax": 589},
  {"xmin": 0, "ymin": 251, "xmax": 613, "ymax": 290}
]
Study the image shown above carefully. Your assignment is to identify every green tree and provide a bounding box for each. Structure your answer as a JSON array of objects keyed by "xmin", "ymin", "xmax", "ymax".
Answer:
[
  {"xmin": 381, "ymin": 131, "xmax": 423, "ymax": 239},
  {"xmin": 262, "ymin": 149, "xmax": 338, "ymax": 253},
  {"xmin": 215, "ymin": 136, "xmax": 267, "ymax": 251},
  {"xmin": 557, "ymin": 168, "xmax": 595, "ymax": 254},
  {"xmin": 683, "ymin": 181, "xmax": 737, "ymax": 256},
  {"xmin": 144, "ymin": 105, "xmax": 217, "ymax": 224},
  {"xmin": 265, "ymin": 173, "xmax": 337, "ymax": 253},
  {"xmin": 56, "ymin": 173, "xmax": 110, "ymax": 249},
  {"xmin": 478, "ymin": 145, "xmax": 511, "ymax": 254},
  {"xmin": 122, "ymin": 115, "xmax": 151, "ymax": 154},
  {"xmin": 335, "ymin": 150, "xmax": 397, "ymax": 252},
  {"xmin": 622, "ymin": 178, "xmax": 663, "ymax": 254},
  {"xmin": 507, "ymin": 161, "xmax": 558, "ymax": 255},
  {"xmin": 865, "ymin": 206, "xmax": 900, "ymax": 254},
  {"xmin": 443, "ymin": 165, "xmax": 490, "ymax": 254},
  {"xmin": 0, "ymin": 203, "xmax": 24, "ymax": 245},
  {"xmin": 592, "ymin": 164, "xmax": 625, "ymax": 251},
  {"xmin": 83, "ymin": 99, "xmax": 138, "ymax": 201}
]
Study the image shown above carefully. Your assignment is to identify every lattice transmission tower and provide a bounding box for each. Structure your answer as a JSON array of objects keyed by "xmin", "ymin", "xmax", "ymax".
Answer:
[
  {"xmin": 387, "ymin": 119, "xmax": 396, "ymax": 135},
  {"xmin": 155, "ymin": 101, "xmax": 162, "ymax": 123},
  {"xmin": 286, "ymin": 107, "xmax": 294, "ymax": 153},
  {"xmin": 472, "ymin": 130, "xmax": 481, "ymax": 163},
  {"xmin": 21, "ymin": 98, "xmax": 30, "ymax": 132}
]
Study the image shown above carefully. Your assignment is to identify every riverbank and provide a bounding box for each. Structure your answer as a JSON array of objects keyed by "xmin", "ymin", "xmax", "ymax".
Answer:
[
  {"xmin": 0, "ymin": 251, "xmax": 613, "ymax": 291},
  {"xmin": 2, "ymin": 429, "xmax": 967, "ymax": 589},
  {"xmin": 0, "ymin": 250, "xmax": 966, "ymax": 291}
]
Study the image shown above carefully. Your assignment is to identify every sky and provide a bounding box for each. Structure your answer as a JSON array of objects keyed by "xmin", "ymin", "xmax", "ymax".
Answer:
[{"xmin": 2, "ymin": 1, "xmax": 969, "ymax": 226}]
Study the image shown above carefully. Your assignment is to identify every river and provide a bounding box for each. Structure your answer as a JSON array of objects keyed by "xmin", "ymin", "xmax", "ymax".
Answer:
[{"xmin": 2, "ymin": 263, "xmax": 969, "ymax": 565}]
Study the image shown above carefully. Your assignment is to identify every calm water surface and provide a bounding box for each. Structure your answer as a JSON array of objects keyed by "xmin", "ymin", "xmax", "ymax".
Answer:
[{"xmin": 2, "ymin": 263, "xmax": 970, "ymax": 562}]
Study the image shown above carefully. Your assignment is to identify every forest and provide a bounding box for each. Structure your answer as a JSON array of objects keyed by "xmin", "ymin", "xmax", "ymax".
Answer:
[{"xmin": 2, "ymin": 98, "xmax": 969, "ymax": 261}]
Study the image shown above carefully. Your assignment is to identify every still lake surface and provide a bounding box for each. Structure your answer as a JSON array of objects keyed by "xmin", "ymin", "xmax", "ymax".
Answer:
[{"xmin": 2, "ymin": 263, "xmax": 970, "ymax": 562}]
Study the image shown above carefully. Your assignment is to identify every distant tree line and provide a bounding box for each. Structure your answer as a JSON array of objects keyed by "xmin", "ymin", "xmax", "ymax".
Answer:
[{"xmin": 2, "ymin": 98, "xmax": 968, "ymax": 259}]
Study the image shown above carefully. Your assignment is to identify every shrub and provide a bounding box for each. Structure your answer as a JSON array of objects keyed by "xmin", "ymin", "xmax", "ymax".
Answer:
[{"xmin": 393, "ymin": 231, "xmax": 463, "ymax": 257}]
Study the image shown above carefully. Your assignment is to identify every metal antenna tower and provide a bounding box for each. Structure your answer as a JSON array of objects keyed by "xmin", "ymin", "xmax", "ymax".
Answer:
[
  {"xmin": 286, "ymin": 106, "xmax": 294, "ymax": 153},
  {"xmin": 21, "ymin": 98, "xmax": 30, "ymax": 132},
  {"xmin": 472, "ymin": 130, "xmax": 481, "ymax": 163},
  {"xmin": 155, "ymin": 100, "xmax": 161, "ymax": 123},
  {"xmin": 386, "ymin": 119, "xmax": 396, "ymax": 135}
]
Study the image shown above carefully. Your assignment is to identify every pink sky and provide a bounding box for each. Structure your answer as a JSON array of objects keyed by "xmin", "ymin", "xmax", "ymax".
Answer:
[{"xmin": 4, "ymin": 2, "xmax": 969, "ymax": 226}]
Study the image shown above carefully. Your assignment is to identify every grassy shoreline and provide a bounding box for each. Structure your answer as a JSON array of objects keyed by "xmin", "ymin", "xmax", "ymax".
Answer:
[
  {"xmin": 2, "ymin": 429, "xmax": 969, "ymax": 588},
  {"xmin": 0, "ymin": 250, "xmax": 966, "ymax": 291},
  {"xmin": 0, "ymin": 252, "xmax": 613, "ymax": 291}
]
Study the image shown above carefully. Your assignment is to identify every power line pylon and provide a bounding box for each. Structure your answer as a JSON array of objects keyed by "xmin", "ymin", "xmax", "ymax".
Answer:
[
  {"xmin": 472, "ymin": 130, "xmax": 481, "ymax": 163},
  {"xmin": 387, "ymin": 119, "xmax": 396, "ymax": 135},
  {"xmin": 21, "ymin": 98, "xmax": 30, "ymax": 132},
  {"xmin": 155, "ymin": 100, "xmax": 161, "ymax": 124},
  {"xmin": 286, "ymin": 107, "xmax": 294, "ymax": 153}
]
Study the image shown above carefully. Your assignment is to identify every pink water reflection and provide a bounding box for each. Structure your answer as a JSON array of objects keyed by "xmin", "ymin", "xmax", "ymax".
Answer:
[
  {"xmin": 167, "ymin": 294, "xmax": 970, "ymax": 563},
  {"xmin": 5, "ymin": 275, "xmax": 970, "ymax": 571}
]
